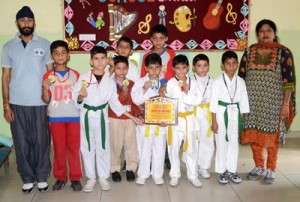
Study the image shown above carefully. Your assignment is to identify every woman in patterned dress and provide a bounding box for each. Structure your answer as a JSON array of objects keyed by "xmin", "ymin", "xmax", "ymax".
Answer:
[{"xmin": 238, "ymin": 19, "xmax": 296, "ymax": 184}]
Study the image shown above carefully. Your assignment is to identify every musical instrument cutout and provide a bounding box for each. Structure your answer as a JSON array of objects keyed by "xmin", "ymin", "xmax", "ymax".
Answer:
[
  {"xmin": 203, "ymin": 0, "xmax": 224, "ymax": 30},
  {"xmin": 169, "ymin": 6, "xmax": 196, "ymax": 32},
  {"xmin": 108, "ymin": 4, "xmax": 138, "ymax": 41}
]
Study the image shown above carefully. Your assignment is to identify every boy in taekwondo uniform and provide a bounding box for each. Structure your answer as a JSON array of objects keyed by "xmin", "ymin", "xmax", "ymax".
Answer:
[
  {"xmin": 166, "ymin": 55, "xmax": 203, "ymax": 188},
  {"xmin": 210, "ymin": 51, "xmax": 249, "ymax": 185},
  {"xmin": 131, "ymin": 53, "xmax": 167, "ymax": 185},
  {"xmin": 191, "ymin": 54, "xmax": 214, "ymax": 179},
  {"xmin": 73, "ymin": 46, "xmax": 142, "ymax": 192}
]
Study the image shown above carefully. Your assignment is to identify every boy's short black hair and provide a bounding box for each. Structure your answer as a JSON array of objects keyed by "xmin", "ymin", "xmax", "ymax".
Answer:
[
  {"xmin": 150, "ymin": 24, "xmax": 168, "ymax": 37},
  {"xmin": 117, "ymin": 36, "xmax": 133, "ymax": 50},
  {"xmin": 172, "ymin": 54, "xmax": 189, "ymax": 67},
  {"xmin": 221, "ymin": 51, "xmax": 238, "ymax": 63},
  {"xmin": 145, "ymin": 53, "xmax": 162, "ymax": 66},
  {"xmin": 193, "ymin": 54, "xmax": 209, "ymax": 66},
  {"xmin": 50, "ymin": 40, "xmax": 69, "ymax": 54},
  {"xmin": 90, "ymin": 46, "xmax": 107, "ymax": 59},
  {"xmin": 113, "ymin": 55, "xmax": 129, "ymax": 67}
]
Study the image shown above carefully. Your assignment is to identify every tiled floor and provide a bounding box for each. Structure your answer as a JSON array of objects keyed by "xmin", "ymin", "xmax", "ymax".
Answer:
[{"xmin": 1, "ymin": 138, "xmax": 300, "ymax": 202}]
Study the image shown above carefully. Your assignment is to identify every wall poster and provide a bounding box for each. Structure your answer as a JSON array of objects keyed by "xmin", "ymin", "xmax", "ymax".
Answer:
[{"xmin": 63, "ymin": 0, "xmax": 249, "ymax": 53}]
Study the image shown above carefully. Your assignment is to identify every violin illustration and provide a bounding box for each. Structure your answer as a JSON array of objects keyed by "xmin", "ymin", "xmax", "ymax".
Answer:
[
  {"xmin": 169, "ymin": 6, "xmax": 196, "ymax": 32},
  {"xmin": 203, "ymin": 0, "xmax": 224, "ymax": 30}
]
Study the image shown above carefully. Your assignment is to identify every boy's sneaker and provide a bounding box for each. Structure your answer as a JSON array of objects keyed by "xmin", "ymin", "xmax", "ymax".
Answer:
[
  {"xmin": 52, "ymin": 180, "xmax": 66, "ymax": 191},
  {"xmin": 99, "ymin": 178, "xmax": 111, "ymax": 191},
  {"xmin": 37, "ymin": 182, "xmax": 49, "ymax": 192},
  {"xmin": 199, "ymin": 168, "xmax": 210, "ymax": 179},
  {"xmin": 188, "ymin": 178, "xmax": 202, "ymax": 187},
  {"xmin": 112, "ymin": 171, "xmax": 122, "ymax": 182},
  {"xmin": 218, "ymin": 172, "xmax": 228, "ymax": 184},
  {"xmin": 153, "ymin": 177, "xmax": 164, "ymax": 185},
  {"xmin": 264, "ymin": 169, "xmax": 276, "ymax": 184},
  {"xmin": 83, "ymin": 179, "xmax": 96, "ymax": 192},
  {"xmin": 126, "ymin": 170, "xmax": 136, "ymax": 182},
  {"xmin": 22, "ymin": 183, "xmax": 35, "ymax": 194},
  {"xmin": 136, "ymin": 177, "xmax": 146, "ymax": 185},
  {"xmin": 247, "ymin": 167, "xmax": 265, "ymax": 180},
  {"xmin": 169, "ymin": 177, "xmax": 179, "ymax": 187},
  {"xmin": 71, "ymin": 181, "xmax": 82, "ymax": 192},
  {"xmin": 228, "ymin": 172, "xmax": 242, "ymax": 184}
]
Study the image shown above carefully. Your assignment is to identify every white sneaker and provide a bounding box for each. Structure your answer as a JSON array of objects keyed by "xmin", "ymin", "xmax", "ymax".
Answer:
[
  {"xmin": 37, "ymin": 182, "xmax": 49, "ymax": 192},
  {"xmin": 83, "ymin": 179, "xmax": 96, "ymax": 192},
  {"xmin": 228, "ymin": 172, "xmax": 242, "ymax": 184},
  {"xmin": 169, "ymin": 177, "xmax": 179, "ymax": 187},
  {"xmin": 153, "ymin": 177, "xmax": 164, "ymax": 185},
  {"xmin": 264, "ymin": 169, "xmax": 276, "ymax": 184},
  {"xmin": 136, "ymin": 177, "xmax": 146, "ymax": 185},
  {"xmin": 199, "ymin": 168, "xmax": 210, "ymax": 179},
  {"xmin": 218, "ymin": 172, "xmax": 228, "ymax": 184},
  {"xmin": 189, "ymin": 178, "xmax": 202, "ymax": 187},
  {"xmin": 99, "ymin": 178, "xmax": 111, "ymax": 191},
  {"xmin": 22, "ymin": 183, "xmax": 35, "ymax": 194}
]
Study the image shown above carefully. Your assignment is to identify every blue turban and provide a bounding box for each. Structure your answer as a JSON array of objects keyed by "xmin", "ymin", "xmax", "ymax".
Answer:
[{"xmin": 16, "ymin": 6, "xmax": 34, "ymax": 20}]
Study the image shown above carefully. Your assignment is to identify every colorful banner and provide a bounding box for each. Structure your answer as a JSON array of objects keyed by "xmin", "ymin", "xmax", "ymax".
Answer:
[{"xmin": 63, "ymin": 0, "xmax": 249, "ymax": 52}]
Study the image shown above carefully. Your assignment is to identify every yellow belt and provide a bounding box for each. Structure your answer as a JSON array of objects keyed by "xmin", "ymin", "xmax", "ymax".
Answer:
[
  {"xmin": 167, "ymin": 111, "xmax": 193, "ymax": 152},
  {"xmin": 194, "ymin": 103, "xmax": 212, "ymax": 139},
  {"xmin": 145, "ymin": 125, "xmax": 160, "ymax": 137}
]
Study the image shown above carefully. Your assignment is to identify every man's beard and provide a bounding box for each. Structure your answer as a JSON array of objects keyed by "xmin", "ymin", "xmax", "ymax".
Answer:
[{"xmin": 18, "ymin": 26, "xmax": 34, "ymax": 36}]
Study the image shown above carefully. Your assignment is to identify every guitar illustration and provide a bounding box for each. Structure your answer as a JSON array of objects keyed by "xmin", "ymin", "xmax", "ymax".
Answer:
[{"xmin": 203, "ymin": 0, "xmax": 224, "ymax": 30}]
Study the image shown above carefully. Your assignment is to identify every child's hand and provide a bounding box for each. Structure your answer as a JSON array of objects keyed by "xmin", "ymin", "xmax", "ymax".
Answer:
[
  {"xmin": 42, "ymin": 79, "xmax": 52, "ymax": 90},
  {"xmin": 107, "ymin": 57, "xmax": 114, "ymax": 66},
  {"xmin": 138, "ymin": 104, "xmax": 145, "ymax": 111},
  {"xmin": 78, "ymin": 87, "xmax": 88, "ymax": 102},
  {"xmin": 159, "ymin": 85, "xmax": 167, "ymax": 97},
  {"xmin": 122, "ymin": 85, "xmax": 128, "ymax": 94},
  {"xmin": 138, "ymin": 116, "xmax": 145, "ymax": 124},
  {"xmin": 132, "ymin": 116, "xmax": 144, "ymax": 125},
  {"xmin": 183, "ymin": 83, "xmax": 189, "ymax": 94},
  {"xmin": 211, "ymin": 121, "xmax": 218, "ymax": 134},
  {"xmin": 143, "ymin": 81, "xmax": 152, "ymax": 91},
  {"xmin": 136, "ymin": 114, "xmax": 144, "ymax": 125},
  {"xmin": 107, "ymin": 57, "xmax": 115, "ymax": 75},
  {"xmin": 160, "ymin": 122, "xmax": 167, "ymax": 127},
  {"xmin": 108, "ymin": 66, "xmax": 114, "ymax": 76}
]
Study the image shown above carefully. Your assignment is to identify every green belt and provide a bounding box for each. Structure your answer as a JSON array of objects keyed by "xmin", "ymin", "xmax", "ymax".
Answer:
[
  {"xmin": 83, "ymin": 103, "xmax": 108, "ymax": 151},
  {"xmin": 218, "ymin": 101, "xmax": 242, "ymax": 142}
]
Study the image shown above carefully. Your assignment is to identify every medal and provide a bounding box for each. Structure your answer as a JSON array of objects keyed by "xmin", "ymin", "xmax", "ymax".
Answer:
[
  {"xmin": 151, "ymin": 80, "xmax": 158, "ymax": 87},
  {"xmin": 178, "ymin": 80, "xmax": 185, "ymax": 91},
  {"xmin": 48, "ymin": 75, "xmax": 56, "ymax": 83},
  {"xmin": 123, "ymin": 79, "xmax": 129, "ymax": 86},
  {"xmin": 81, "ymin": 80, "xmax": 89, "ymax": 88}
]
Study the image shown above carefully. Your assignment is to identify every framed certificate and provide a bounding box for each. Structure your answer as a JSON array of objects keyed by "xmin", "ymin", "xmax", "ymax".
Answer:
[{"xmin": 144, "ymin": 96, "xmax": 178, "ymax": 125}]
